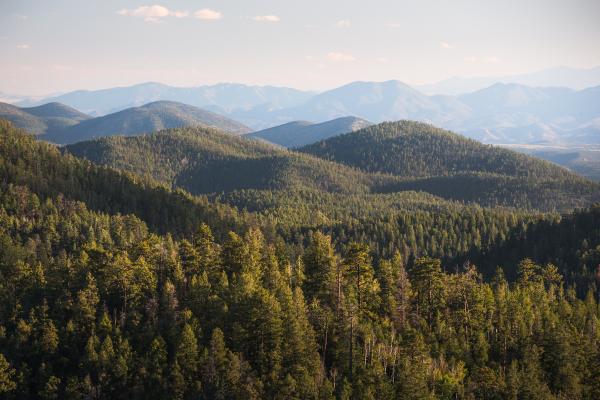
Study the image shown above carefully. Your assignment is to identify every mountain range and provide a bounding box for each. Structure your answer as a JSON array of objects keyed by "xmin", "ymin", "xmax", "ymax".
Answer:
[
  {"xmin": 0, "ymin": 101, "xmax": 91, "ymax": 135},
  {"xmin": 11, "ymin": 78, "xmax": 600, "ymax": 146},
  {"xmin": 1, "ymin": 100, "xmax": 251, "ymax": 144},
  {"xmin": 416, "ymin": 65, "xmax": 600, "ymax": 95}
]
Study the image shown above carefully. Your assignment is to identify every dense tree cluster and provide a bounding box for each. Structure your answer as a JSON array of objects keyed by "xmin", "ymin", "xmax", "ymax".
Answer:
[
  {"xmin": 0, "ymin": 184, "xmax": 599, "ymax": 399},
  {"xmin": 1, "ymin": 120, "xmax": 600, "ymax": 398}
]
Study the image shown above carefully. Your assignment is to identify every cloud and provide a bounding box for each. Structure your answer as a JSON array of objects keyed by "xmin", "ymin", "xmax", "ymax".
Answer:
[
  {"xmin": 16, "ymin": 44, "xmax": 30, "ymax": 49},
  {"xmin": 464, "ymin": 56, "xmax": 478, "ymax": 63},
  {"xmin": 194, "ymin": 8, "xmax": 222, "ymax": 20},
  {"xmin": 327, "ymin": 52, "xmax": 356, "ymax": 61},
  {"xmin": 117, "ymin": 5, "xmax": 188, "ymax": 22},
  {"xmin": 385, "ymin": 22, "xmax": 402, "ymax": 28},
  {"xmin": 485, "ymin": 56, "xmax": 500, "ymax": 63},
  {"xmin": 440, "ymin": 41, "xmax": 454, "ymax": 49},
  {"xmin": 305, "ymin": 55, "xmax": 314, "ymax": 61},
  {"xmin": 376, "ymin": 57, "xmax": 389, "ymax": 63},
  {"xmin": 336, "ymin": 19, "xmax": 351, "ymax": 28},
  {"xmin": 253, "ymin": 15, "xmax": 280, "ymax": 22}
]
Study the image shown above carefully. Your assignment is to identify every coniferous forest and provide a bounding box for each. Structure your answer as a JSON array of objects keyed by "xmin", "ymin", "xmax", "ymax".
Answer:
[{"xmin": 1, "ymin": 117, "xmax": 600, "ymax": 400}]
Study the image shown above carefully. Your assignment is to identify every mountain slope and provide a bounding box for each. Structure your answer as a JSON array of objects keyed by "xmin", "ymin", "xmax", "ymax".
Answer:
[
  {"xmin": 0, "ymin": 101, "xmax": 91, "ymax": 135},
  {"xmin": 65, "ymin": 125, "xmax": 389, "ymax": 195},
  {"xmin": 0, "ymin": 119, "xmax": 249, "ymax": 237},
  {"xmin": 299, "ymin": 120, "xmax": 600, "ymax": 210},
  {"xmin": 247, "ymin": 116, "xmax": 372, "ymax": 147},
  {"xmin": 42, "ymin": 100, "xmax": 251, "ymax": 144},
  {"xmin": 273, "ymin": 80, "xmax": 470, "ymax": 123}
]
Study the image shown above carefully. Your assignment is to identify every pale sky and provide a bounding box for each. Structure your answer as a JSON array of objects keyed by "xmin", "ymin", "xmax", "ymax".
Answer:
[{"xmin": 2, "ymin": 0, "xmax": 600, "ymax": 95}]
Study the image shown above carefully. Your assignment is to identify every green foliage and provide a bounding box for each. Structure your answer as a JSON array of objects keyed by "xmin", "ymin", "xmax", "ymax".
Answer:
[{"xmin": 0, "ymin": 119, "xmax": 599, "ymax": 398}]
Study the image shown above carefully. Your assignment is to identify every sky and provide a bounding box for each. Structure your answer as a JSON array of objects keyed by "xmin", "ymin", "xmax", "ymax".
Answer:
[{"xmin": 1, "ymin": 0, "xmax": 600, "ymax": 95}]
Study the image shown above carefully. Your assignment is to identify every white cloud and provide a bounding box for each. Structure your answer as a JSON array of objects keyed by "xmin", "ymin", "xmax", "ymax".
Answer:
[
  {"xmin": 464, "ymin": 56, "xmax": 477, "ymax": 62},
  {"xmin": 385, "ymin": 22, "xmax": 401, "ymax": 28},
  {"xmin": 376, "ymin": 57, "xmax": 389, "ymax": 63},
  {"xmin": 336, "ymin": 19, "xmax": 351, "ymax": 28},
  {"xmin": 305, "ymin": 55, "xmax": 314, "ymax": 61},
  {"xmin": 194, "ymin": 8, "xmax": 222, "ymax": 20},
  {"xmin": 440, "ymin": 41, "xmax": 454, "ymax": 49},
  {"xmin": 117, "ymin": 5, "xmax": 188, "ymax": 22},
  {"xmin": 253, "ymin": 15, "xmax": 280, "ymax": 22},
  {"xmin": 327, "ymin": 52, "xmax": 356, "ymax": 62},
  {"xmin": 16, "ymin": 44, "xmax": 30, "ymax": 49},
  {"xmin": 485, "ymin": 56, "xmax": 500, "ymax": 63}
]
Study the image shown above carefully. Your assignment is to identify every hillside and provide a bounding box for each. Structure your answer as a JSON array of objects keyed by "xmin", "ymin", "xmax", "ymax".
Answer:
[
  {"xmin": 0, "ymin": 119, "xmax": 249, "ymax": 238},
  {"xmin": 65, "ymin": 125, "xmax": 388, "ymax": 195},
  {"xmin": 247, "ymin": 116, "xmax": 372, "ymax": 147},
  {"xmin": 299, "ymin": 120, "xmax": 600, "ymax": 209},
  {"xmin": 41, "ymin": 100, "xmax": 251, "ymax": 144},
  {"xmin": 0, "ymin": 101, "xmax": 91, "ymax": 135},
  {"xmin": 300, "ymin": 121, "xmax": 586, "ymax": 178}
]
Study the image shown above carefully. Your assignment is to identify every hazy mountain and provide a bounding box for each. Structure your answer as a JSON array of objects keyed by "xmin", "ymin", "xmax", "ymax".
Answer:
[
  {"xmin": 0, "ymin": 101, "xmax": 91, "ymax": 135},
  {"xmin": 42, "ymin": 100, "xmax": 251, "ymax": 144},
  {"xmin": 417, "ymin": 66, "xmax": 600, "ymax": 95},
  {"xmin": 17, "ymin": 82, "xmax": 315, "ymax": 117},
  {"xmin": 247, "ymin": 116, "xmax": 372, "ymax": 148},
  {"xmin": 270, "ymin": 80, "xmax": 470, "ymax": 124}
]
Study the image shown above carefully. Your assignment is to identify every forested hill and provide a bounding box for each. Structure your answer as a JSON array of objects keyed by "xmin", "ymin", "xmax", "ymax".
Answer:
[
  {"xmin": 298, "ymin": 120, "xmax": 600, "ymax": 210},
  {"xmin": 67, "ymin": 122, "xmax": 600, "ymax": 212},
  {"xmin": 42, "ymin": 101, "xmax": 252, "ymax": 144},
  {"xmin": 0, "ymin": 120, "xmax": 249, "ymax": 238},
  {"xmin": 1, "ymin": 117, "xmax": 600, "ymax": 398},
  {"xmin": 299, "ymin": 120, "xmax": 586, "ymax": 179},
  {"xmin": 65, "ymin": 126, "xmax": 391, "ymax": 195},
  {"xmin": 0, "ymin": 101, "xmax": 91, "ymax": 135}
]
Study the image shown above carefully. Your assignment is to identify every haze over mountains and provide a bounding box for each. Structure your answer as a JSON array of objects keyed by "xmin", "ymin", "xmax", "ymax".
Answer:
[
  {"xmin": 10, "ymin": 72, "xmax": 600, "ymax": 147},
  {"xmin": 1, "ymin": 100, "xmax": 251, "ymax": 144},
  {"xmin": 416, "ymin": 65, "xmax": 600, "ymax": 95}
]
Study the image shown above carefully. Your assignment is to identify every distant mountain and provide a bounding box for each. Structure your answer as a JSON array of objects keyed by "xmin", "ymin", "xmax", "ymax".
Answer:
[
  {"xmin": 269, "ymin": 80, "xmax": 470, "ymax": 124},
  {"xmin": 42, "ymin": 101, "xmax": 251, "ymax": 144},
  {"xmin": 417, "ymin": 66, "xmax": 600, "ymax": 95},
  {"xmin": 0, "ymin": 101, "xmax": 91, "ymax": 135},
  {"xmin": 17, "ymin": 82, "xmax": 315, "ymax": 117},
  {"xmin": 259, "ymin": 81, "xmax": 600, "ymax": 146},
  {"xmin": 247, "ymin": 116, "xmax": 372, "ymax": 148}
]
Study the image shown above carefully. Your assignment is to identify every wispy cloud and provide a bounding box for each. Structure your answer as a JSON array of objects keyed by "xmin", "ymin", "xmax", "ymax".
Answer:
[
  {"xmin": 16, "ymin": 44, "xmax": 30, "ymax": 49},
  {"xmin": 253, "ymin": 15, "xmax": 280, "ymax": 22},
  {"xmin": 194, "ymin": 9, "xmax": 222, "ymax": 20},
  {"xmin": 485, "ymin": 56, "xmax": 500, "ymax": 63},
  {"xmin": 440, "ymin": 41, "xmax": 454, "ymax": 49},
  {"xmin": 336, "ymin": 19, "xmax": 351, "ymax": 28},
  {"xmin": 327, "ymin": 52, "xmax": 356, "ymax": 62},
  {"xmin": 376, "ymin": 57, "xmax": 389, "ymax": 63},
  {"xmin": 15, "ymin": 14, "xmax": 28, "ymax": 20},
  {"xmin": 117, "ymin": 5, "xmax": 188, "ymax": 22},
  {"xmin": 385, "ymin": 22, "xmax": 402, "ymax": 28}
]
